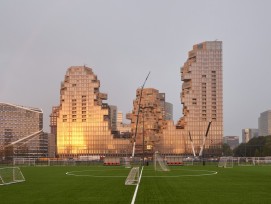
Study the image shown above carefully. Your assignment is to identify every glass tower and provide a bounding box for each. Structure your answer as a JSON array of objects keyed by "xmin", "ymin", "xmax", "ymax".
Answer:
[
  {"xmin": 177, "ymin": 41, "xmax": 223, "ymax": 155},
  {"xmin": 54, "ymin": 66, "xmax": 130, "ymax": 158}
]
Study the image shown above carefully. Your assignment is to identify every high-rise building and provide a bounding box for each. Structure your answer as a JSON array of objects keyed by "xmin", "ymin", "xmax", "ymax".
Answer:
[
  {"xmin": 109, "ymin": 105, "xmax": 117, "ymax": 131},
  {"xmin": 242, "ymin": 128, "xmax": 259, "ymax": 143},
  {"xmin": 0, "ymin": 102, "xmax": 46, "ymax": 159},
  {"xmin": 129, "ymin": 41, "xmax": 223, "ymax": 156},
  {"xmin": 164, "ymin": 102, "xmax": 173, "ymax": 120},
  {"xmin": 128, "ymin": 88, "xmax": 165, "ymax": 155},
  {"xmin": 223, "ymin": 136, "xmax": 239, "ymax": 149},
  {"xmin": 51, "ymin": 66, "xmax": 130, "ymax": 158},
  {"xmin": 177, "ymin": 41, "xmax": 223, "ymax": 155},
  {"xmin": 258, "ymin": 110, "xmax": 271, "ymax": 136},
  {"xmin": 116, "ymin": 111, "xmax": 131, "ymax": 139}
]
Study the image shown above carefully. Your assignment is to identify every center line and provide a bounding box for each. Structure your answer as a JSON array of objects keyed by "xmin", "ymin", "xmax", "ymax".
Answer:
[{"xmin": 131, "ymin": 166, "xmax": 144, "ymax": 204}]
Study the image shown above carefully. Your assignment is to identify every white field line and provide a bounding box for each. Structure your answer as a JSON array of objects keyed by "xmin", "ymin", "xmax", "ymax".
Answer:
[
  {"xmin": 66, "ymin": 169, "xmax": 217, "ymax": 178},
  {"xmin": 131, "ymin": 166, "xmax": 144, "ymax": 204}
]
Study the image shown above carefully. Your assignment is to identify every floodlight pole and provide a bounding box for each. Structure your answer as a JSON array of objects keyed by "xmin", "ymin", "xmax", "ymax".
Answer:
[{"xmin": 132, "ymin": 72, "xmax": 150, "ymax": 158}]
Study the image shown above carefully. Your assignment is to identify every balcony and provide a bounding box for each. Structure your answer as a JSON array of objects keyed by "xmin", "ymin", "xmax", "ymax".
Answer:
[
  {"xmin": 181, "ymin": 74, "xmax": 191, "ymax": 81},
  {"xmin": 98, "ymin": 93, "xmax": 108, "ymax": 100},
  {"xmin": 182, "ymin": 81, "xmax": 191, "ymax": 89}
]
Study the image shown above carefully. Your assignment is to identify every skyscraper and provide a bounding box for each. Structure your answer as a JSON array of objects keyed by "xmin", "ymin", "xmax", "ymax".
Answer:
[
  {"xmin": 52, "ymin": 66, "xmax": 130, "ymax": 157},
  {"xmin": 129, "ymin": 41, "xmax": 223, "ymax": 156},
  {"xmin": 258, "ymin": 110, "xmax": 271, "ymax": 136},
  {"xmin": 177, "ymin": 41, "xmax": 223, "ymax": 155},
  {"xmin": 242, "ymin": 128, "xmax": 258, "ymax": 143},
  {"xmin": 128, "ymin": 88, "xmax": 165, "ymax": 155}
]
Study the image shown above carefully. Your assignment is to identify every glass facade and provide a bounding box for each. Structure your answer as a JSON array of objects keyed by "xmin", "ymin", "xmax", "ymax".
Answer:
[
  {"xmin": 53, "ymin": 66, "xmax": 131, "ymax": 158},
  {"xmin": 0, "ymin": 103, "xmax": 46, "ymax": 159},
  {"xmin": 177, "ymin": 41, "xmax": 223, "ymax": 155},
  {"xmin": 128, "ymin": 88, "xmax": 167, "ymax": 155},
  {"xmin": 130, "ymin": 41, "xmax": 223, "ymax": 156}
]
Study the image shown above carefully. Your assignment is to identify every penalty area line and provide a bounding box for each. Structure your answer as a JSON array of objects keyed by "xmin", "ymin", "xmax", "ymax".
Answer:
[{"xmin": 131, "ymin": 166, "xmax": 144, "ymax": 204}]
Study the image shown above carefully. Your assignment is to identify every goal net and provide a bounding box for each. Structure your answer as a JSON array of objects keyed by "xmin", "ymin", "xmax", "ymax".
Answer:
[
  {"xmin": 218, "ymin": 157, "xmax": 233, "ymax": 168},
  {"xmin": 123, "ymin": 157, "xmax": 131, "ymax": 168},
  {"xmin": 238, "ymin": 157, "xmax": 255, "ymax": 166},
  {"xmin": 125, "ymin": 167, "xmax": 139, "ymax": 185},
  {"xmin": 13, "ymin": 158, "xmax": 36, "ymax": 166},
  {"xmin": 154, "ymin": 152, "xmax": 170, "ymax": 171},
  {"xmin": 0, "ymin": 167, "xmax": 25, "ymax": 185}
]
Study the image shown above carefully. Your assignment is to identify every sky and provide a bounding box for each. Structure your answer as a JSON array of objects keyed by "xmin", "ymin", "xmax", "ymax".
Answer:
[{"xmin": 1, "ymin": 0, "xmax": 271, "ymax": 139}]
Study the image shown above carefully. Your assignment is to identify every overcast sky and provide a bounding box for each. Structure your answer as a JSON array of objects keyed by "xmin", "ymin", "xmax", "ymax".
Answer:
[{"xmin": 1, "ymin": 0, "xmax": 271, "ymax": 139}]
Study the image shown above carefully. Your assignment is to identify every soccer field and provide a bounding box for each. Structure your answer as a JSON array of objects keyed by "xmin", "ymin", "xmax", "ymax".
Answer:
[{"xmin": 1, "ymin": 165, "xmax": 271, "ymax": 204}]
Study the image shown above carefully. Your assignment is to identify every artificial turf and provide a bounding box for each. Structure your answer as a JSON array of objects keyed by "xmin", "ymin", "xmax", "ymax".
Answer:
[{"xmin": 0, "ymin": 165, "xmax": 271, "ymax": 204}]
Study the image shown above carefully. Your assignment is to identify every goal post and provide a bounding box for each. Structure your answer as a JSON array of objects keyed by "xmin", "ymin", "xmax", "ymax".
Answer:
[
  {"xmin": 125, "ymin": 167, "xmax": 139, "ymax": 185},
  {"xmin": 0, "ymin": 167, "xmax": 25, "ymax": 185},
  {"xmin": 218, "ymin": 157, "xmax": 233, "ymax": 168},
  {"xmin": 13, "ymin": 158, "xmax": 36, "ymax": 166},
  {"xmin": 154, "ymin": 151, "xmax": 170, "ymax": 171}
]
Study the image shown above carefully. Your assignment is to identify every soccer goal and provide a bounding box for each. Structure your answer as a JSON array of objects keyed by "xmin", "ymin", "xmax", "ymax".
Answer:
[
  {"xmin": 238, "ymin": 157, "xmax": 255, "ymax": 166},
  {"xmin": 154, "ymin": 152, "xmax": 170, "ymax": 171},
  {"xmin": 218, "ymin": 157, "xmax": 233, "ymax": 168},
  {"xmin": 125, "ymin": 167, "xmax": 139, "ymax": 185},
  {"xmin": 123, "ymin": 157, "xmax": 131, "ymax": 168},
  {"xmin": 0, "ymin": 167, "xmax": 25, "ymax": 185},
  {"xmin": 13, "ymin": 158, "xmax": 36, "ymax": 166}
]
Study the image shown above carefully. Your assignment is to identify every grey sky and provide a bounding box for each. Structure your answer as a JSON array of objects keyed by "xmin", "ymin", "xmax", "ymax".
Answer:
[{"xmin": 1, "ymin": 0, "xmax": 271, "ymax": 139}]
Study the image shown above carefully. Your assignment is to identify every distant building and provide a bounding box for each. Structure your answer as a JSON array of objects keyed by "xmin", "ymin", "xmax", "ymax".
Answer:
[
  {"xmin": 0, "ymin": 102, "xmax": 46, "ymax": 159},
  {"xmin": 223, "ymin": 136, "xmax": 239, "ymax": 149},
  {"xmin": 116, "ymin": 111, "xmax": 131, "ymax": 138},
  {"xmin": 258, "ymin": 110, "xmax": 271, "ymax": 136},
  {"xmin": 109, "ymin": 105, "xmax": 117, "ymax": 131},
  {"xmin": 164, "ymin": 102, "xmax": 173, "ymax": 120},
  {"xmin": 242, "ymin": 128, "xmax": 259, "ymax": 143}
]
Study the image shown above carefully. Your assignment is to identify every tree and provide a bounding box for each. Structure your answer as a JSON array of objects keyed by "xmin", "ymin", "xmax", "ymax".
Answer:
[
  {"xmin": 234, "ymin": 135, "xmax": 271, "ymax": 157},
  {"xmin": 222, "ymin": 143, "xmax": 233, "ymax": 156}
]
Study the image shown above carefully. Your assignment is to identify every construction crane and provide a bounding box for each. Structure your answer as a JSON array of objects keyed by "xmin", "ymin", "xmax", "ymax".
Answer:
[
  {"xmin": 188, "ymin": 131, "xmax": 196, "ymax": 157},
  {"xmin": 199, "ymin": 121, "xmax": 212, "ymax": 157},
  {"xmin": 132, "ymin": 72, "xmax": 150, "ymax": 157}
]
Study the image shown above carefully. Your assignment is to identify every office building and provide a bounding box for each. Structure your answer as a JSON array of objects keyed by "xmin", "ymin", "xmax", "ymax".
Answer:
[
  {"xmin": 177, "ymin": 41, "xmax": 223, "ymax": 155},
  {"xmin": 0, "ymin": 102, "xmax": 46, "ymax": 159},
  {"xmin": 51, "ymin": 66, "xmax": 130, "ymax": 158},
  {"xmin": 109, "ymin": 105, "xmax": 117, "ymax": 131},
  {"xmin": 242, "ymin": 128, "xmax": 258, "ymax": 143},
  {"xmin": 128, "ymin": 88, "xmax": 165, "ymax": 154},
  {"xmin": 129, "ymin": 41, "xmax": 223, "ymax": 156},
  {"xmin": 258, "ymin": 110, "xmax": 271, "ymax": 136},
  {"xmin": 223, "ymin": 136, "xmax": 239, "ymax": 149},
  {"xmin": 164, "ymin": 102, "xmax": 173, "ymax": 120}
]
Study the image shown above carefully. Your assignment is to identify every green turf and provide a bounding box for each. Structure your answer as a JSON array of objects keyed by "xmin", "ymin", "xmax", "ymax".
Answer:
[{"xmin": 0, "ymin": 165, "xmax": 271, "ymax": 204}]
